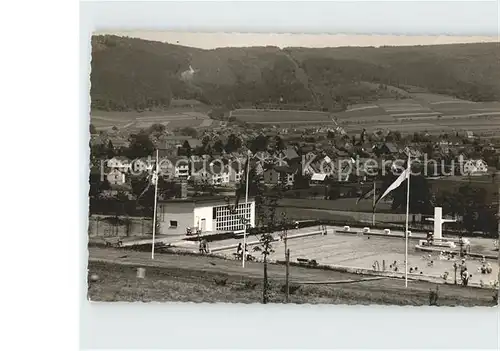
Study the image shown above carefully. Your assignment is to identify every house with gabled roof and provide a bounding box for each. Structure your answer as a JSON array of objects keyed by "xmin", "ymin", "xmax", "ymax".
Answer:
[
  {"xmin": 250, "ymin": 159, "xmax": 264, "ymax": 175},
  {"xmin": 191, "ymin": 161, "xmax": 230, "ymax": 186},
  {"xmin": 263, "ymin": 164, "xmax": 299, "ymax": 187},
  {"xmin": 303, "ymin": 154, "xmax": 334, "ymax": 177},
  {"xmin": 372, "ymin": 142, "xmax": 399, "ymax": 156},
  {"xmin": 228, "ymin": 161, "xmax": 245, "ymax": 184},
  {"xmin": 107, "ymin": 168, "xmax": 127, "ymax": 186},
  {"xmin": 281, "ymin": 146, "xmax": 300, "ymax": 163},
  {"xmin": 106, "ymin": 156, "xmax": 131, "ymax": 173}
]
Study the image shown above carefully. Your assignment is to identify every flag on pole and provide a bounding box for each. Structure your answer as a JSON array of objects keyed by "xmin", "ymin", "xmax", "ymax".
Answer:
[
  {"xmin": 150, "ymin": 163, "xmax": 158, "ymax": 185},
  {"xmin": 356, "ymin": 186, "xmax": 376, "ymax": 204},
  {"xmin": 373, "ymin": 166, "xmax": 411, "ymax": 209},
  {"xmin": 233, "ymin": 156, "xmax": 250, "ymax": 209}
]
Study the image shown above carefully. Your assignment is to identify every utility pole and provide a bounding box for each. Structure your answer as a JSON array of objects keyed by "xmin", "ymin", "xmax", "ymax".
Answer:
[
  {"xmin": 280, "ymin": 212, "xmax": 290, "ymax": 303},
  {"xmin": 453, "ymin": 262, "xmax": 458, "ymax": 285},
  {"xmin": 280, "ymin": 212, "xmax": 289, "ymax": 261},
  {"xmin": 285, "ymin": 249, "xmax": 290, "ymax": 303},
  {"xmin": 151, "ymin": 149, "xmax": 159, "ymax": 260},
  {"xmin": 243, "ymin": 149, "xmax": 251, "ymax": 268},
  {"xmin": 284, "ymin": 224, "xmax": 288, "ymax": 261},
  {"xmin": 372, "ymin": 180, "xmax": 376, "ymax": 226},
  {"xmin": 263, "ymin": 249, "xmax": 268, "ymax": 304},
  {"xmin": 459, "ymin": 235, "xmax": 464, "ymax": 258}
]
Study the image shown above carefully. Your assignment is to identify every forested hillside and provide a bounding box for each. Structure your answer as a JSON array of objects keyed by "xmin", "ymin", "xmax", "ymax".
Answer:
[{"xmin": 90, "ymin": 35, "xmax": 500, "ymax": 112}]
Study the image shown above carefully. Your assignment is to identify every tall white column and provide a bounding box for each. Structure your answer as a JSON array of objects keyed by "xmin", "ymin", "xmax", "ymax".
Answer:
[{"xmin": 434, "ymin": 207, "xmax": 443, "ymax": 241}]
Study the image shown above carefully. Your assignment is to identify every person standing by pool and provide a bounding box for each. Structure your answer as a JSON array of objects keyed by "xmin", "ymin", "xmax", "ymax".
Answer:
[
  {"xmin": 459, "ymin": 259, "xmax": 467, "ymax": 276},
  {"xmin": 462, "ymin": 269, "xmax": 469, "ymax": 286},
  {"xmin": 236, "ymin": 243, "xmax": 243, "ymax": 259}
]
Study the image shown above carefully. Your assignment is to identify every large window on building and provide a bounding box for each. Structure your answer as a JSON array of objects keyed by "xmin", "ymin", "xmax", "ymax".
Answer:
[{"xmin": 214, "ymin": 202, "xmax": 252, "ymax": 232}]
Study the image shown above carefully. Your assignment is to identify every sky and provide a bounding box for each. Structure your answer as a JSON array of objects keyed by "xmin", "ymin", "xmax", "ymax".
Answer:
[{"xmin": 98, "ymin": 31, "xmax": 499, "ymax": 49}]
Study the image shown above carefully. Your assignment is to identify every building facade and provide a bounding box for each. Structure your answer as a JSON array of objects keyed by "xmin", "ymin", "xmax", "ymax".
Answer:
[{"xmin": 157, "ymin": 197, "xmax": 256, "ymax": 235}]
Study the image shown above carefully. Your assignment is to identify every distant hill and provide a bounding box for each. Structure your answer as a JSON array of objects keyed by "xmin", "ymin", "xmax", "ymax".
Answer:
[{"xmin": 90, "ymin": 35, "xmax": 500, "ymax": 112}]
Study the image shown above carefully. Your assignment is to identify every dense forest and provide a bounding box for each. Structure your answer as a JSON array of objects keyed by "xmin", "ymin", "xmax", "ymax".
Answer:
[{"xmin": 90, "ymin": 35, "xmax": 500, "ymax": 112}]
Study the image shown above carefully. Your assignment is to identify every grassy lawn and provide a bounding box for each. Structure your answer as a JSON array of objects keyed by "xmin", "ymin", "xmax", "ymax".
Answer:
[
  {"xmin": 275, "ymin": 207, "xmax": 354, "ymax": 222},
  {"xmin": 88, "ymin": 261, "xmax": 497, "ymax": 306},
  {"xmin": 279, "ymin": 197, "xmax": 392, "ymax": 213}
]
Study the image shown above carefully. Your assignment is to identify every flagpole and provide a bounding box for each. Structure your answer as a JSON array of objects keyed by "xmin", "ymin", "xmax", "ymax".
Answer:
[
  {"xmin": 405, "ymin": 154, "xmax": 411, "ymax": 288},
  {"xmin": 243, "ymin": 150, "xmax": 251, "ymax": 268},
  {"xmin": 151, "ymin": 149, "xmax": 159, "ymax": 260},
  {"xmin": 372, "ymin": 181, "xmax": 376, "ymax": 226}
]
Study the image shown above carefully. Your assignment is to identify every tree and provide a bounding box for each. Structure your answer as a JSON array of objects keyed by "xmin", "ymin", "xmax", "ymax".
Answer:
[
  {"xmin": 252, "ymin": 186, "xmax": 282, "ymax": 304},
  {"xmin": 90, "ymin": 140, "xmax": 108, "ymax": 160},
  {"xmin": 212, "ymin": 139, "xmax": 224, "ymax": 154},
  {"xmin": 157, "ymin": 179, "xmax": 179, "ymax": 199},
  {"xmin": 423, "ymin": 142, "xmax": 434, "ymax": 158},
  {"xmin": 202, "ymin": 135, "xmax": 211, "ymax": 145},
  {"xmin": 392, "ymin": 131, "xmax": 402, "ymax": 142},
  {"xmin": 412, "ymin": 132, "xmax": 422, "ymax": 143},
  {"xmin": 179, "ymin": 127, "xmax": 198, "ymax": 139},
  {"xmin": 436, "ymin": 184, "xmax": 491, "ymax": 235},
  {"xmin": 250, "ymin": 135, "xmax": 269, "ymax": 153},
  {"xmin": 275, "ymin": 136, "xmax": 285, "ymax": 152},
  {"xmin": 126, "ymin": 132, "xmax": 155, "ymax": 159},
  {"xmin": 106, "ymin": 140, "xmax": 115, "ymax": 158},
  {"xmin": 180, "ymin": 140, "xmax": 192, "ymax": 158},
  {"xmin": 148, "ymin": 123, "xmax": 167, "ymax": 135},
  {"xmin": 130, "ymin": 176, "xmax": 154, "ymax": 215},
  {"xmin": 386, "ymin": 164, "xmax": 432, "ymax": 214},
  {"xmin": 88, "ymin": 173, "xmax": 110, "ymax": 199},
  {"xmin": 225, "ymin": 134, "xmax": 242, "ymax": 153},
  {"xmin": 110, "ymin": 191, "xmax": 130, "ymax": 235},
  {"xmin": 235, "ymin": 168, "xmax": 262, "ymax": 199},
  {"xmin": 293, "ymin": 173, "xmax": 310, "ymax": 190},
  {"xmin": 327, "ymin": 186, "xmax": 340, "ymax": 200}
]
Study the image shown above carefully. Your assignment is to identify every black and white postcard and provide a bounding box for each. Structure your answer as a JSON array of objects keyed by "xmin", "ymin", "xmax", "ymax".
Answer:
[{"xmin": 87, "ymin": 31, "xmax": 499, "ymax": 306}]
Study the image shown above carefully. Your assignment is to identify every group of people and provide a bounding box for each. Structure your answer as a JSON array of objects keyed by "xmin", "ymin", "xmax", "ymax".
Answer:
[
  {"xmin": 479, "ymin": 256, "xmax": 493, "ymax": 274},
  {"xmin": 458, "ymin": 259, "xmax": 471, "ymax": 286},
  {"xmin": 457, "ymin": 256, "xmax": 495, "ymax": 286},
  {"xmin": 438, "ymin": 251, "xmax": 458, "ymax": 261},
  {"xmin": 236, "ymin": 243, "xmax": 254, "ymax": 261},
  {"xmin": 409, "ymin": 267, "xmax": 423, "ymax": 274},
  {"xmin": 198, "ymin": 239, "xmax": 209, "ymax": 254}
]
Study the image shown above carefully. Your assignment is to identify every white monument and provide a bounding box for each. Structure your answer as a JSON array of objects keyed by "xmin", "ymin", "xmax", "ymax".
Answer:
[
  {"xmin": 426, "ymin": 207, "xmax": 456, "ymax": 241},
  {"xmin": 416, "ymin": 207, "xmax": 461, "ymax": 250}
]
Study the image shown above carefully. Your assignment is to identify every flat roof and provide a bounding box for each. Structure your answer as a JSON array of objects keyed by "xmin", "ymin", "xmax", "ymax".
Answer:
[{"xmin": 311, "ymin": 173, "xmax": 327, "ymax": 181}]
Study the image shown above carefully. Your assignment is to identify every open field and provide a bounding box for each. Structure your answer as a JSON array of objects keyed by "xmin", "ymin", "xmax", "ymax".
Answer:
[
  {"xmin": 339, "ymin": 97, "xmax": 500, "ymax": 134},
  {"xmin": 91, "ymin": 93, "xmax": 500, "ymax": 134},
  {"xmin": 87, "ymin": 251, "xmax": 497, "ymax": 305},
  {"xmin": 279, "ymin": 197, "xmax": 392, "ymax": 213},
  {"xmin": 228, "ymin": 94, "xmax": 500, "ymax": 134},
  {"xmin": 342, "ymin": 120, "xmax": 500, "ymax": 135},
  {"xmin": 230, "ymin": 109, "xmax": 332, "ymax": 123},
  {"xmin": 91, "ymin": 100, "xmax": 217, "ymax": 131},
  {"xmin": 275, "ymin": 205, "xmax": 417, "ymax": 225}
]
